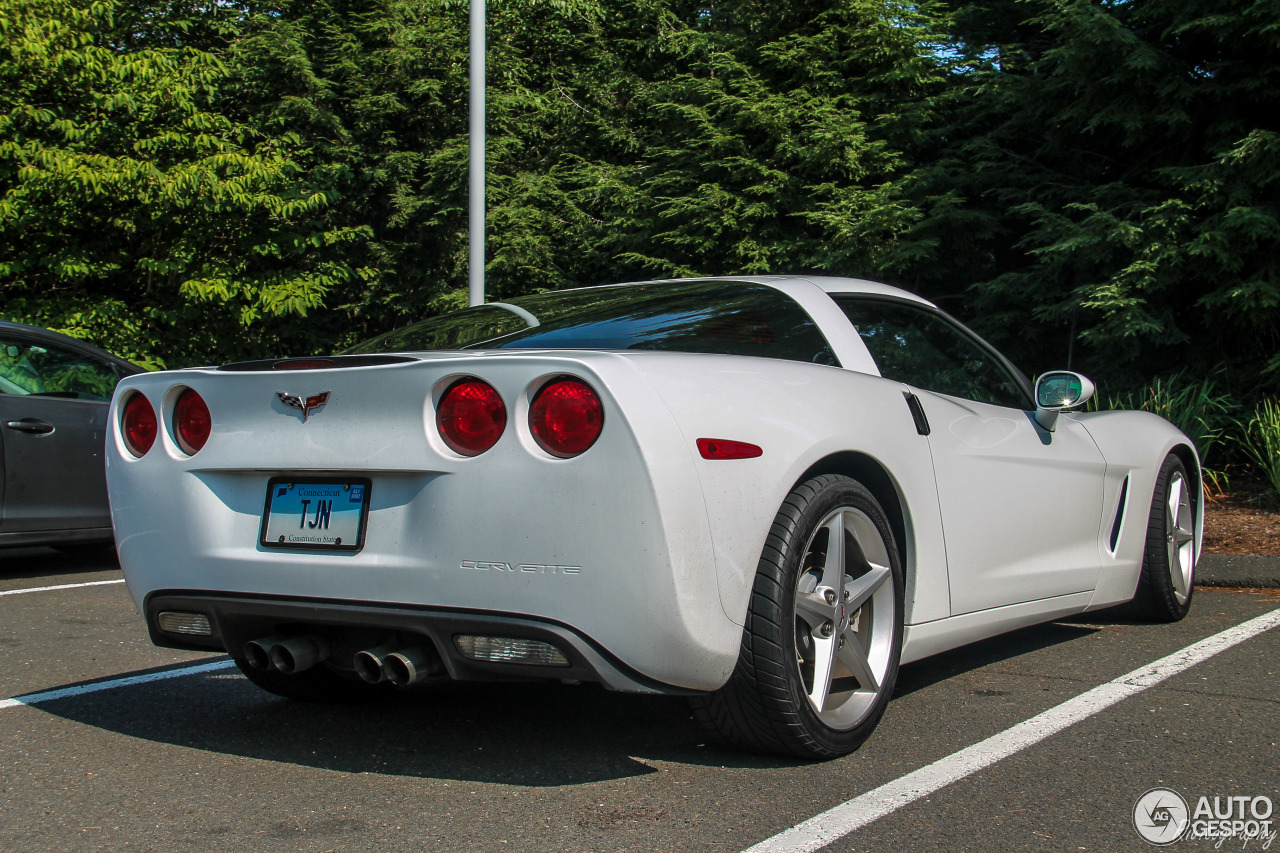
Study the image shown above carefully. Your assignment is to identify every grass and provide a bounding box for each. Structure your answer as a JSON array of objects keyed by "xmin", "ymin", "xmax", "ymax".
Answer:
[{"xmin": 1240, "ymin": 398, "xmax": 1280, "ymax": 503}]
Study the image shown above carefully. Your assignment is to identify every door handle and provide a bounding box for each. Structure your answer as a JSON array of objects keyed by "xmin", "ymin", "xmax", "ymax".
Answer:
[{"xmin": 5, "ymin": 418, "xmax": 54, "ymax": 435}]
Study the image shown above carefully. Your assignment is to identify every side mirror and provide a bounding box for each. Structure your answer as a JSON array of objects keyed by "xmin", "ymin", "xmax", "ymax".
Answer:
[{"xmin": 1034, "ymin": 371, "xmax": 1096, "ymax": 432}]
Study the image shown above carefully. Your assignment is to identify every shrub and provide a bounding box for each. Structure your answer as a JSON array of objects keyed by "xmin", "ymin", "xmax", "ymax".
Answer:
[
  {"xmin": 1096, "ymin": 371, "xmax": 1238, "ymax": 467},
  {"xmin": 1240, "ymin": 399, "xmax": 1280, "ymax": 502}
]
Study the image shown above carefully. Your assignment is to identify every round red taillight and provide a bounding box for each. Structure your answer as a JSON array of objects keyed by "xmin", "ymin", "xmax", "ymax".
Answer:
[
  {"xmin": 121, "ymin": 393, "xmax": 157, "ymax": 458},
  {"xmin": 174, "ymin": 388, "xmax": 211, "ymax": 455},
  {"xmin": 437, "ymin": 379, "xmax": 507, "ymax": 456},
  {"xmin": 529, "ymin": 378, "xmax": 604, "ymax": 458}
]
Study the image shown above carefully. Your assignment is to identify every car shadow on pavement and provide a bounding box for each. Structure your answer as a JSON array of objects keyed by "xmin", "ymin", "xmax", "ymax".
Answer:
[
  {"xmin": 0, "ymin": 545, "xmax": 119, "ymax": 581},
  {"xmin": 893, "ymin": 620, "xmax": 1100, "ymax": 698},
  {"xmin": 28, "ymin": 667, "xmax": 807, "ymax": 785}
]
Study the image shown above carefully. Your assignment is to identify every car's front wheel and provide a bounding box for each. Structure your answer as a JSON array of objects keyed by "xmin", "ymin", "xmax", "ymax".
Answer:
[
  {"xmin": 692, "ymin": 474, "xmax": 904, "ymax": 759},
  {"xmin": 1128, "ymin": 453, "xmax": 1197, "ymax": 622}
]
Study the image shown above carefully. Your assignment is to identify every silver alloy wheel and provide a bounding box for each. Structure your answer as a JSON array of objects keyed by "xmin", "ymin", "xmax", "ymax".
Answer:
[
  {"xmin": 1166, "ymin": 470, "xmax": 1196, "ymax": 604},
  {"xmin": 793, "ymin": 507, "xmax": 896, "ymax": 729}
]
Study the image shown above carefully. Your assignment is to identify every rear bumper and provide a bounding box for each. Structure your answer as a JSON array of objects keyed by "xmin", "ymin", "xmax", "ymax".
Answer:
[{"xmin": 145, "ymin": 590, "xmax": 702, "ymax": 696}]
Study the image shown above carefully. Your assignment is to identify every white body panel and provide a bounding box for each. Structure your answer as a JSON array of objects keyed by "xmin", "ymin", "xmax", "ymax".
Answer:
[
  {"xmin": 109, "ymin": 353, "xmax": 741, "ymax": 690},
  {"xmin": 913, "ymin": 394, "xmax": 1108, "ymax": 614},
  {"xmin": 107, "ymin": 275, "xmax": 1201, "ymax": 693},
  {"xmin": 1074, "ymin": 409, "xmax": 1205, "ymax": 611}
]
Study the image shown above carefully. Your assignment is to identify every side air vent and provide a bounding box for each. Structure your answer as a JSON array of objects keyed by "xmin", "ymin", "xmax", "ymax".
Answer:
[
  {"xmin": 218, "ymin": 355, "xmax": 418, "ymax": 371},
  {"xmin": 1108, "ymin": 476, "xmax": 1130, "ymax": 553}
]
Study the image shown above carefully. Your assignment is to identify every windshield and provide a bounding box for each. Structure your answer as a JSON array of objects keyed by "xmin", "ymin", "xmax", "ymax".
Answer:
[{"xmin": 347, "ymin": 280, "xmax": 838, "ymax": 366}]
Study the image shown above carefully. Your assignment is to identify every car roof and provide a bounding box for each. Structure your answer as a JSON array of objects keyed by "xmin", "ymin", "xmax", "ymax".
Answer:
[
  {"xmin": 0, "ymin": 319, "xmax": 143, "ymax": 373},
  {"xmin": 588, "ymin": 275, "xmax": 937, "ymax": 307}
]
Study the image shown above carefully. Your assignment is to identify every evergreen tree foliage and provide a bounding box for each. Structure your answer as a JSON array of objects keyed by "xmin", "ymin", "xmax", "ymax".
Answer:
[
  {"xmin": 0, "ymin": 0, "xmax": 369, "ymax": 366},
  {"xmin": 221, "ymin": 0, "xmax": 945, "ymax": 348},
  {"xmin": 2, "ymin": 0, "xmax": 1274, "ymax": 402},
  {"xmin": 898, "ymin": 0, "xmax": 1280, "ymax": 392}
]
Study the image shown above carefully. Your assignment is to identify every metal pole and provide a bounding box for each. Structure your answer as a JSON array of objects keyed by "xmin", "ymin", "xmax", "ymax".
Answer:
[{"xmin": 467, "ymin": 0, "xmax": 486, "ymax": 307}]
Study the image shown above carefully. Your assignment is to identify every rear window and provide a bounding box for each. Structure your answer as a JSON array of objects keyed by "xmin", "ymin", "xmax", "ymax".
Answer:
[{"xmin": 348, "ymin": 281, "xmax": 839, "ymax": 366}]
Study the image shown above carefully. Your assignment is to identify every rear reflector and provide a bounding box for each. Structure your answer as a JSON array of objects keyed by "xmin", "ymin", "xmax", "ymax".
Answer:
[
  {"xmin": 157, "ymin": 611, "xmax": 212, "ymax": 636},
  {"xmin": 454, "ymin": 635, "xmax": 570, "ymax": 667},
  {"xmin": 121, "ymin": 393, "xmax": 157, "ymax": 457},
  {"xmin": 697, "ymin": 438, "xmax": 763, "ymax": 459}
]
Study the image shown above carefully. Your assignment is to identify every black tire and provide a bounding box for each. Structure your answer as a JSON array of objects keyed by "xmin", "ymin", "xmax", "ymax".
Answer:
[
  {"xmin": 1128, "ymin": 454, "xmax": 1197, "ymax": 622},
  {"xmin": 691, "ymin": 474, "xmax": 904, "ymax": 759},
  {"xmin": 234, "ymin": 657, "xmax": 393, "ymax": 703}
]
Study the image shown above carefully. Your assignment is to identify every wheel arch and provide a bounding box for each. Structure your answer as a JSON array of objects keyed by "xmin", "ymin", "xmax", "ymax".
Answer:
[
  {"xmin": 1167, "ymin": 441, "xmax": 1203, "ymax": 559},
  {"xmin": 793, "ymin": 451, "xmax": 913, "ymax": 603},
  {"xmin": 1168, "ymin": 441, "xmax": 1201, "ymax": 504}
]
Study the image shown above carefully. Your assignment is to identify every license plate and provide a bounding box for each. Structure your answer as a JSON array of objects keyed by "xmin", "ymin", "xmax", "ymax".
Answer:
[{"xmin": 259, "ymin": 477, "xmax": 371, "ymax": 552}]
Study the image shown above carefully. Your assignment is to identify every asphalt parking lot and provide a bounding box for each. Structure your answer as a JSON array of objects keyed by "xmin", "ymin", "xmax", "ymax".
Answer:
[{"xmin": 1, "ymin": 548, "xmax": 1276, "ymax": 853}]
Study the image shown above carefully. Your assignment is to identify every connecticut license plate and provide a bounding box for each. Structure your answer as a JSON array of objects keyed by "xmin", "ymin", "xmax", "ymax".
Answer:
[{"xmin": 259, "ymin": 477, "xmax": 371, "ymax": 552}]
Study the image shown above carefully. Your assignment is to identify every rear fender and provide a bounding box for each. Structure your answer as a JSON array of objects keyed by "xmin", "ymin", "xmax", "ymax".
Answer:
[{"xmin": 626, "ymin": 354, "xmax": 949, "ymax": 628}]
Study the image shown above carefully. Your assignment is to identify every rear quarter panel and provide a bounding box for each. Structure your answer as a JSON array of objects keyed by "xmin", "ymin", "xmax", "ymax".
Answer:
[{"xmin": 624, "ymin": 352, "xmax": 950, "ymax": 629}]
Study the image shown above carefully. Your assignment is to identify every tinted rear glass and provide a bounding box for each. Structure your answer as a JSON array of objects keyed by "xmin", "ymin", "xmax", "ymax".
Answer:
[{"xmin": 348, "ymin": 281, "xmax": 838, "ymax": 366}]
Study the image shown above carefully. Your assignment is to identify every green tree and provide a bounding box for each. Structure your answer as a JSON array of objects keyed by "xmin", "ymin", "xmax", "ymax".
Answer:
[
  {"xmin": 1, "ymin": 0, "xmax": 952, "ymax": 363},
  {"xmin": 566, "ymin": 0, "xmax": 947, "ymax": 283},
  {"xmin": 227, "ymin": 0, "xmax": 947, "ymax": 340},
  {"xmin": 897, "ymin": 0, "xmax": 1280, "ymax": 393},
  {"xmin": 0, "ymin": 0, "xmax": 369, "ymax": 366}
]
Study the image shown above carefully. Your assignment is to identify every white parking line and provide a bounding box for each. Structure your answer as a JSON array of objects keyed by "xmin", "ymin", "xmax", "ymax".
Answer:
[
  {"xmin": 0, "ymin": 659, "xmax": 237, "ymax": 711},
  {"xmin": 743, "ymin": 606, "xmax": 1280, "ymax": 853},
  {"xmin": 0, "ymin": 578, "xmax": 126, "ymax": 597}
]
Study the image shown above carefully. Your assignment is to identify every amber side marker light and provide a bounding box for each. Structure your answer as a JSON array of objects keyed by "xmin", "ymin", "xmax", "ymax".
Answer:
[
  {"xmin": 697, "ymin": 438, "xmax": 763, "ymax": 460},
  {"xmin": 121, "ymin": 393, "xmax": 157, "ymax": 457}
]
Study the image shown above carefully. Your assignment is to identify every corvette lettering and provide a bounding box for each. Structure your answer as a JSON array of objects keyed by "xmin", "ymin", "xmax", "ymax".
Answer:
[
  {"xmin": 276, "ymin": 390, "xmax": 331, "ymax": 421},
  {"xmin": 461, "ymin": 560, "xmax": 581, "ymax": 575}
]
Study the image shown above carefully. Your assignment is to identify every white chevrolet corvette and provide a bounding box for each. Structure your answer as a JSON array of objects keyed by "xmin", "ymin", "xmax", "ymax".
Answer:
[{"xmin": 106, "ymin": 276, "xmax": 1200, "ymax": 758}]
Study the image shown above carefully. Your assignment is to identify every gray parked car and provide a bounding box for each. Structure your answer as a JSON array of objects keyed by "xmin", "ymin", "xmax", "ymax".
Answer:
[{"xmin": 0, "ymin": 320, "xmax": 142, "ymax": 549}]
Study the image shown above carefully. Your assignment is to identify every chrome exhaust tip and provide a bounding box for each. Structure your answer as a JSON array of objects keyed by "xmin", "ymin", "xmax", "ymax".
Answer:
[
  {"xmin": 243, "ymin": 636, "xmax": 285, "ymax": 671},
  {"xmin": 353, "ymin": 645, "xmax": 398, "ymax": 684},
  {"xmin": 382, "ymin": 646, "xmax": 440, "ymax": 687},
  {"xmin": 269, "ymin": 636, "xmax": 331, "ymax": 674}
]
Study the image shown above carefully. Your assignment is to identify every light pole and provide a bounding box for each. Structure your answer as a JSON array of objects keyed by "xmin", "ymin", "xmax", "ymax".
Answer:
[{"xmin": 468, "ymin": 0, "xmax": 486, "ymax": 307}]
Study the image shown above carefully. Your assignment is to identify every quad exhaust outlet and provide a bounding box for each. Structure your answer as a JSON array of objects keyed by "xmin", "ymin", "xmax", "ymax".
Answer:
[
  {"xmin": 354, "ymin": 644, "xmax": 442, "ymax": 686},
  {"xmin": 353, "ymin": 644, "xmax": 399, "ymax": 683},
  {"xmin": 243, "ymin": 635, "xmax": 331, "ymax": 674},
  {"xmin": 245, "ymin": 636, "xmax": 444, "ymax": 685}
]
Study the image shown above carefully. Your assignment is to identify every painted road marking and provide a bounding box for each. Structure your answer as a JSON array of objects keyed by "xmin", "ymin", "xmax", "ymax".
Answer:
[
  {"xmin": 0, "ymin": 659, "xmax": 236, "ymax": 711},
  {"xmin": 743, "ymin": 606, "xmax": 1280, "ymax": 853},
  {"xmin": 0, "ymin": 578, "xmax": 125, "ymax": 597}
]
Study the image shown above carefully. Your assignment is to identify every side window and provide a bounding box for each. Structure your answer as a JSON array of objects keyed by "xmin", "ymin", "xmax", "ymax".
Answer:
[
  {"xmin": 833, "ymin": 298, "xmax": 1030, "ymax": 409},
  {"xmin": 0, "ymin": 336, "xmax": 119, "ymax": 401}
]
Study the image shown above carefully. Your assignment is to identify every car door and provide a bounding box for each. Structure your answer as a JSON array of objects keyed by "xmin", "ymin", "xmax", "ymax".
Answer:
[
  {"xmin": 833, "ymin": 297, "xmax": 1107, "ymax": 615},
  {"xmin": 0, "ymin": 334, "xmax": 120, "ymax": 535}
]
